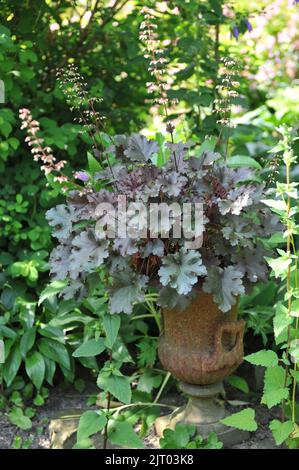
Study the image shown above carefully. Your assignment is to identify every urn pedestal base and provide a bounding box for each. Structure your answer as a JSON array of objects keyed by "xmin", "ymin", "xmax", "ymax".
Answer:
[{"xmin": 155, "ymin": 382, "xmax": 249, "ymax": 448}]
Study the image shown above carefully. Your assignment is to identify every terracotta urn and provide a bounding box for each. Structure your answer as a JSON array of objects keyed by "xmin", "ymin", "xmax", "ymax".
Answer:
[
  {"xmin": 158, "ymin": 290, "xmax": 245, "ymax": 385},
  {"xmin": 155, "ymin": 290, "xmax": 247, "ymax": 446}
]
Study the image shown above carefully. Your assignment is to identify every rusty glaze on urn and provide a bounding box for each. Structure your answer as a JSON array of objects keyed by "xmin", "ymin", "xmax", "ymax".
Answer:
[{"xmin": 158, "ymin": 290, "xmax": 245, "ymax": 385}]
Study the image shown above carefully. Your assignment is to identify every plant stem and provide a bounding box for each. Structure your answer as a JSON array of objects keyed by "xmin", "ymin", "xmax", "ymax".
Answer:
[
  {"xmin": 282, "ymin": 153, "xmax": 292, "ymax": 422},
  {"xmin": 103, "ymin": 349, "xmax": 112, "ymax": 449},
  {"xmin": 153, "ymin": 371, "xmax": 171, "ymax": 404}
]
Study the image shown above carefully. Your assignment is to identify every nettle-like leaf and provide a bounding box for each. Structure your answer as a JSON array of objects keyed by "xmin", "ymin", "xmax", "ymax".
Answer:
[
  {"xmin": 202, "ymin": 266, "xmax": 245, "ymax": 312},
  {"xmin": 109, "ymin": 269, "xmax": 148, "ymax": 314},
  {"xmin": 70, "ymin": 230, "xmax": 109, "ymax": 279},
  {"xmin": 158, "ymin": 248, "xmax": 207, "ymax": 296},
  {"xmin": 269, "ymin": 420, "xmax": 294, "ymax": 446},
  {"xmin": 244, "ymin": 350, "xmax": 279, "ymax": 367},
  {"xmin": 220, "ymin": 408, "xmax": 257, "ymax": 432},
  {"xmin": 46, "ymin": 204, "xmax": 74, "ymax": 240},
  {"xmin": 124, "ymin": 133, "xmax": 159, "ymax": 162},
  {"xmin": 261, "ymin": 366, "xmax": 290, "ymax": 408}
]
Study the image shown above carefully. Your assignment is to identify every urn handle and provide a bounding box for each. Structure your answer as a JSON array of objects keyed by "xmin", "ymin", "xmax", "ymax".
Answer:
[{"xmin": 205, "ymin": 319, "xmax": 245, "ymax": 372}]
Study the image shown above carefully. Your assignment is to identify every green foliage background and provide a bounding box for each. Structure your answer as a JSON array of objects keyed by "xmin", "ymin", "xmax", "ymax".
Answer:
[{"xmin": 0, "ymin": 0, "xmax": 299, "ymax": 430}]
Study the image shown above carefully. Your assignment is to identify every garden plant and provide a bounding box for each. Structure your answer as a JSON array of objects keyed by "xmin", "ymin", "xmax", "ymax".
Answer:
[{"xmin": 0, "ymin": 0, "xmax": 299, "ymax": 455}]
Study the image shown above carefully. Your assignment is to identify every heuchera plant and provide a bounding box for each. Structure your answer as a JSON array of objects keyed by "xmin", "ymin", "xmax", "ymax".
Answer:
[
  {"xmin": 20, "ymin": 122, "xmax": 279, "ymax": 315},
  {"xmin": 19, "ymin": 5, "xmax": 280, "ymax": 318}
]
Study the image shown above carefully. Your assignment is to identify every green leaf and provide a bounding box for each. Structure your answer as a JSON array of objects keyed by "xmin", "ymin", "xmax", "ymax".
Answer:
[
  {"xmin": 72, "ymin": 338, "xmax": 106, "ymax": 358},
  {"xmin": 220, "ymin": 408, "xmax": 257, "ymax": 432},
  {"xmin": 38, "ymin": 338, "xmax": 71, "ymax": 370},
  {"xmin": 137, "ymin": 370, "xmax": 162, "ymax": 394},
  {"xmin": 3, "ymin": 345, "xmax": 22, "ymax": 387},
  {"xmin": 8, "ymin": 407, "xmax": 32, "ymax": 431},
  {"xmin": 226, "ymin": 375, "xmax": 249, "ymax": 393},
  {"xmin": 228, "ymin": 155, "xmax": 261, "ymax": 170},
  {"xmin": 262, "ymin": 366, "xmax": 290, "ymax": 408},
  {"xmin": 261, "ymin": 199, "xmax": 287, "ymax": 212},
  {"xmin": 44, "ymin": 357, "xmax": 56, "ymax": 386},
  {"xmin": 25, "ymin": 351, "xmax": 45, "ymax": 389},
  {"xmin": 77, "ymin": 411, "xmax": 107, "ymax": 442},
  {"xmin": 274, "ymin": 303, "xmax": 293, "ymax": 344},
  {"xmin": 244, "ymin": 350, "xmax": 279, "ymax": 367},
  {"xmin": 38, "ymin": 280, "xmax": 67, "ymax": 305},
  {"xmin": 265, "ymin": 255, "xmax": 291, "ymax": 279},
  {"xmin": 97, "ymin": 371, "xmax": 131, "ymax": 404},
  {"xmin": 20, "ymin": 327, "xmax": 36, "ymax": 358},
  {"xmin": 160, "ymin": 423, "xmax": 196, "ymax": 449},
  {"xmin": 197, "ymin": 136, "xmax": 218, "ymax": 155},
  {"xmin": 109, "ymin": 421, "xmax": 145, "ymax": 449},
  {"xmin": 269, "ymin": 419, "xmax": 294, "ymax": 445},
  {"xmin": 290, "ymin": 369, "xmax": 299, "ymax": 383},
  {"xmin": 103, "ymin": 314, "xmax": 120, "ymax": 349},
  {"xmin": 87, "ymin": 151, "xmax": 101, "ymax": 174}
]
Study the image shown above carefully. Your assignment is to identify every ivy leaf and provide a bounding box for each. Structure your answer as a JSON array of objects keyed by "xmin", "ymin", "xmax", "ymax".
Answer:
[
  {"xmin": 109, "ymin": 421, "xmax": 145, "ymax": 448},
  {"xmin": 220, "ymin": 408, "xmax": 257, "ymax": 432},
  {"xmin": 158, "ymin": 248, "xmax": 207, "ymax": 296},
  {"xmin": 244, "ymin": 350, "xmax": 279, "ymax": 368},
  {"xmin": 124, "ymin": 134, "xmax": 159, "ymax": 162},
  {"xmin": 202, "ymin": 266, "xmax": 244, "ymax": 313},
  {"xmin": 73, "ymin": 338, "xmax": 106, "ymax": 358},
  {"xmin": 77, "ymin": 411, "xmax": 107, "ymax": 442},
  {"xmin": 269, "ymin": 419, "xmax": 294, "ymax": 445},
  {"xmin": 261, "ymin": 366, "xmax": 290, "ymax": 408},
  {"xmin": 70, "ymin": 230, "xmax": 109, "ymax": 279},
  {"xmin": 45, "ymin": 204, "xmax": 74, "ymax": 240},
  {"xmin": 109, "ymin": 270, "xmax": 148, "ymax": 314}
]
